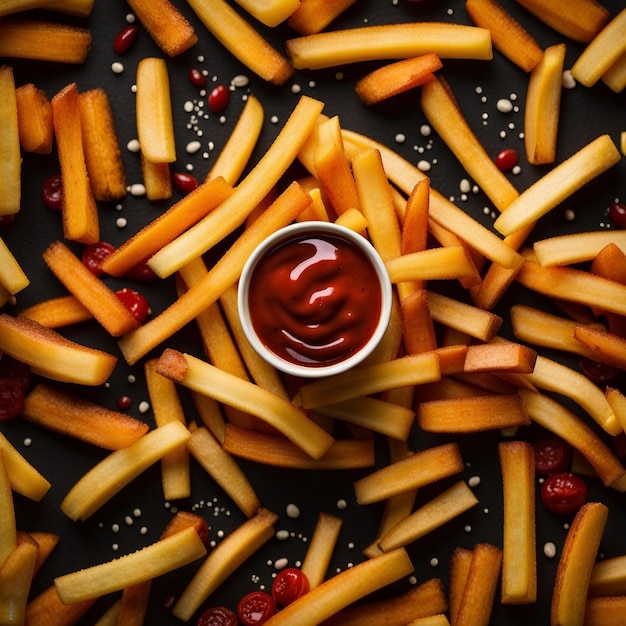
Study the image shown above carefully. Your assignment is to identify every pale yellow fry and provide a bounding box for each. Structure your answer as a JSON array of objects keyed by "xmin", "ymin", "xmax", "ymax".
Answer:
[
  {"xmin": 263, "ymin": 548, "xmax": 414, "ymax": 625},
  {"xmin": 589, "ymin": 554, "xmax": 626, "ymax": 596},
  {"xmin": 0, "ymin": 432, "xmax": 49, "ymax": 502},
  {"xmin": 301, "ymin": 512, "xmax": 343, "ymax": 588},
  {"xmin": 61, "ymin": 421, "xmax": 191, "ymax": 521},
  {"xmin": 0, "ymin": 542, "xmax": 38, "ymax": 625},
  {"xmin": 156, "ymin": 349, "xmax": 334, "ymax": 460},
  {"xmin": 285, "ymin": 23, "xmax": 492, "ymax": 70},
  {"xmin": 0, "ymin": 0, "xmax": 57, "ymax": 15},
  {"xmin": 206, "ymin": 94, "xmax": 264, "ymax": 185},
  {"xmin": 533, "ymin": 230, "xmax": 626, "ymax": 266},
  {"xmin": 0, "ymin": 65, "xmax": 20, "ymax": 216},
  {"xmin": 0, "ymin": 237, "xmax": 28, "ymax": 294},
  {"xmin": 54, "ymin": 527, "xmax": 206, "ymax": 604},
  {"xmin": 603, "ymin": 50, "xmax": 626, "ymax": 93},
  {"xmin": 385, "ymin": 246, "xmax": 477, "ymax": 283},
  {"xmin": 173, "ymin": 509, "xmax": 278, "ymax": 621},
  {"xmin": 379, "ymin": 481, "xmax": 478, "ymax": 551},
  {"xmin": 494, "ymin": 135, "xmax": 621, "ymax": 236},
  {"xmin": 232, "ymin": 0, "xmax": 299, "ymax": 27},
  {"xmin": 0, "ymin": 451, "xmax": 16, "ymax": 568}
]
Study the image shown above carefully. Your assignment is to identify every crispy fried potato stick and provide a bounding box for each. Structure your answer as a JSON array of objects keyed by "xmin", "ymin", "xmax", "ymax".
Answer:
[
  {"xmin": 386, "ymin": 246, "xmax": 478, "ymax": 283},
  {"xmin": 573, "ymin": 325, "xmax": 626, "ymax": 371},
  {"xmin": 233, "ymin": 0, "xmax": 299, "ymax": 27},
  {"xmin": 301, "ymin": 512, "xmax": 343, "ymax": 589},
  {"xmin": 288, "ymin": 0, "xmax": 356, "ymax": 35},
  {"xmin": 584, "ymin": 596, "xmax": 626, "ymax": 625},
  {"xmin": 603, "ymin": 50, "xmax": 626, "ymax": 93},
  {"xmin": 0, "ymin": 452, "xmax": 16, "ymax": 568},
  {"xmin": 463, "ymin": 341, "xmax": 537, "ymax": 374},
  {"xmin": 589, "ymin": 554, "xmax": 626, "ymax": 596},
  {"xmin": 0, "ymin": 66, "xmax": 21, "ymax": 217},
  {"xmin": 141, "ymin": 155, "xmax": 172, "ymax": 201},
  {"xmin": 0, "ymin": 237, "xmax": 28, "ymax": 294},
  {"xmin": 286, "ymin": 23, "xmax": 492, "ymax": 70},
  {"xmin": 0, "ymin": 542, "xmax": 38, "ymax": 625},
  {"xmin": 534, "ymin": 231, "xmax": 626, "ymax": 267},
  {"xmin": 0, "ymin": 431, "xmax": 49, "ymax": 502},
  {"xmin": 46, "ymin": 0, "xmax": 94, "ymax": 17},
  {"xmin": 117, "ymin": 580, "xmax": 151, "ymax": 626},
  {"xmin": 25, "ymin": 585, "xmax": 96, "ymax": 626},
  {"xmin": 17, "ymin": 295, "xmax": 92, "ymax": 328},
  {"xmin": 15, "ymin": 82, "xmax": 53, "ymax": 154}
]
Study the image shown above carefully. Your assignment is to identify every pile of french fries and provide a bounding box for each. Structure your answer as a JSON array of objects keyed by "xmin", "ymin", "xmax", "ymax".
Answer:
[{"xmin": 0, "ymin": 0, "xmax": 625, "ymax": 624}]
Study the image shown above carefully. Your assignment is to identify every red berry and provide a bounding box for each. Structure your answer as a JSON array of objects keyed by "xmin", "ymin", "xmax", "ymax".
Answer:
[
  {"xmin": 580, "ymin": 358, "xmax": 621, "ymax": 384},
  {"xmin": 608, "ymin": 199, "xmax": 626, "ymax": 229},
  {"xmin": 532, "ymin": 433, "xmax": 571, "ymax": 476},
  {"xmin": 271, "ymin": 568, "xmax": 310, "ymax": 607},
  {"xmin": 82, "ymin": 241, "xmax": 116, "ymax": 276},
  {"xmin": 117, "ymin": 395, "xmax": 132, "ymax": 410},
  {"xmin": 0, "ymin": 378, "xmax": 24, "ymax": 420},
  {"xmin": 208, "ymin": 84, "xmax": 230, "ymax": 113},
  {"xmin": 172, "ymin": 172, "xmax": 199, "ymax": 195},
  {"xmin": 115, "ymin": 288, "xmax": 150, "ymax": 324},
  {"xmin": 188, "ymin": 67, "xmax": 206, "ymax": 88},
  {"xmin": 124, "ymin": 259, "xmax": 158, "ymax": 282},
  {"xmin": 237, "ymin": 591, "xmax": 276, "ymax": 625},
  {"xmin": 0, "ymin": 214, "xmax": 16, "ymax": 226},
  {"xmin": 41, "ymin": 174, "xmax": 63, "ymax": 210},
  {"xmin": 197, "ymin": 607, "xmax": 238, "ymax": 626},
  {"xmin": 541, "ymin": 472, "xmax": 587, "ymax": 515},
  {"xmin": 0, "ymin": 356, "xmax": 31, "ymax": 394},
  {"xmin": 495, "ymin": 148, "xmax": 518, "ymax": 172},
  {"xmin": 113, "ymin": 24, "xmax": 139, "ymax": 55}
]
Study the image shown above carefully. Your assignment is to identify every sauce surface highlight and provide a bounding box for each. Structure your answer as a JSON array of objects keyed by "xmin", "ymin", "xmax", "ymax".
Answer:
[{"xmin": 248, "ymin": 233, "xmax": 383, "ymax": 367}]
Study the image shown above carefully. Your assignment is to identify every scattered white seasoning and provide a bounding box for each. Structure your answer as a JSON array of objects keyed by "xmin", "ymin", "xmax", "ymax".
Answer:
[
  {"xmin": 468, "ymin": 475, "xmax": 481, "ymax": 488},
  {"xmin": 126, "ymin": 13, "xmax": 135, "ymax": 22},
  {"xmin": 417, "ymin": 160, "xmax": 431, "ymax": 172},
  {"xmin": 276, "ymin": 529, "xmax": 290, "ymax": 541},
  {"xmin": 129, "ymin": 183, "xmax": 145, "ymax": 196},
  {"xmin": 464, "ymin": 525, "xmax": 472, "ymax": 533},
  {"xmin": 125, "ymin": 515, "xmax": 133, "ymax": 526},
  {"xmin": 544, "ymin": 542, "xmax": 557, "ymax": 558},
  {"xmin": 127, "ymin": 374, "xmax": 136, "ymax": 384},
  {"xmin": 562, "ymin": 70, "xmax": 576, "ymax": 89},
  {"xmin": 286, "ymin": 503, "xmax": 300, "ymax": 518},
  {"xmin": 138, "ymin": 400, "xmax": 150, "ymax": 414},
  {"xmin": 23, "ymin": 438, "xmax": 32, "ymax": 447},
  {"xmin": 111, "ymin": 62, "xmax": 124, "ymax": 74},
  {"xmin": 459, "ymin": 178, "xmax": 472, "ymax": 194},
  {"xmin": 496, "ymin": 98, "xmax": 513, "ymax": 113},
  {"xmin": 133, "ymin": 508, "xmax": 141, "ymax": 517},
  {"xmin": 231, "ymin": 74, "xmax": 249, "ymax": 88},
  {"xmin": 336, "ymin": 499, "xmax": 347, "ymax": 510},
  {"xmin": 186, "ymin": 140, "xmax": 202, "ymax": 154},
  {"xmin": 420, "ymin": 124, "xmax": 431, "ymax": 137},
  {"xmin": 116, "ymin": 217, "xmax": 127, "ymax": 229},
  {"xmin": 140, "ymin": 527, "xmax": 148, "ymax": 535},
  {"xmin": 291, "ymin": 83, "xmax": 302, "ymax": 95},
  {"xmin": 112, "ymin": 543, "xmax": 119, "ymax": 551},
  {"xmin": 274, "ymin": 557, "xmax": 289, "ymax": 570},
  {"xmin": 126, "ymin": 138, "xmax": 140, "ymax": 152},
  {"xmin": 430, "ymin": 557, "xmax": 439, "ymax": 567},
  {"xmin": 564, "ymin": 209, "xmax": 576, "ymax": 221},
  {"xmin": 112, "ymin": 523, "xmax": 120, "ymax": 533},
  {"xmin": 395, "ymin": 133, "xmax": 406, "ymax": 144}
]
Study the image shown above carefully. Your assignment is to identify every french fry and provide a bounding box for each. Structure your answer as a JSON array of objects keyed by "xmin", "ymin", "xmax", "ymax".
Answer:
[
  {"xmin": 61, "ymin": 421, "xmax": 191, "ymax": 521},
  {"xmin": 187, "ymin": 0, "xmax": 294, "ymax": 85},
  {"xmin": 25, "ymin": 585, "xmax": 96, "ymax": 626},
  {"xmin": 0, "ymin": 314, "xmax": 116, "ymax": 386},
  {"xmin": 15, "ymin": 82, "xmax": 53, "ymax": 154},
  {"xmin": 355, "ymin": 54, "xmax": 442, "ymax": 105},
  {"xmin": 583, "ymin": 596, "xmax": 626, "ymax": 625},
  {"xmin": 172, "ymin": 508, "xmax": 279, "ymax": 621},
  {"xmin": 285, "ymin": 23, "xmax": 493, "ymax": 70},
  {"xmin": 263, "ymin": 548, "xmax": 414, "ymax": 625},
  {"xmin": 28, "ymin": 531, "xmax": 59, "ymax": 575},
  {"xmin": 55, "ymin": 527, "xmax": 206, "ymax": 604},
  {"xmin": 100, "ymin": 176, "xmax": 233, "ymax": 278},
  {"xmin": 46, "ymin": 0, "xmax": 94, "ymax": 17},
  {"xmin": 18, "ymin": 295, "xmax": 91, "ymax": 330},
  {"xmin": 232, "ymin": 0, "xmax": 299, "ymax": 27},
  {"xmin": 524, "ymin": 44, "xmax": 566, "ymax": 165},
  {"xmin": 589, "ymin": 554, "xmax": 626, "ymax": 596},
  {"xmin": 321, "ymin": 577, "xmax": 448, "ymax": 626},
  {"xmin": 534, "ymin": 230, "xmax": 626, "ymax": 267},
  {"xmin": 187, "ymin": 425, "xmax": 261, "ymax": 517},
  {"xmin": 142, "ymin": 156, "xmax": 172, "ymax": 200},
  {"xmin": 126, "ymin": 0, "xmax": 197, "ymax": 56},
  {"xmin": 0, "ymin": 0, "xmax": 58, "ymax": 15},
  {"xmin": 494, "ymin": 135, "xmax": 620, "ymax": 236},
  {"xmin": 118, "ymin": 181, "xmax": 313, "ymax": 364},
  {"xmin": 463, "ymin": 341, "xmax": 537, "ymax": 374},
  {"xmin": 401, "ymin": 289, "xmax": 437, "ymax": 354},
  {"xmin": 301, "ymin": 512, "xmax": 343, "ymax": 589},
  {"xmin": 499, "ymin": 441, "xmax": 536, "ymax": 604},
  {"xmin": 0, "ymin": 451, "xmax": 16, "ymax": 569},
  {"xmin": 378, "ymin": 481, "xmax": 478, "ymax": 551},
  {"xmin": 571, "ymin": 9, "xmax": 626, "ymax": 87},
  {"xmin": 551, "ymin": 502, "xmax": 608, "ymax": 626},
  {"xmin": 386, "ymin": 246, "xmax": 479, "ymax": 284},
  {"xmin": 449, "ymin": 547, "xmax": 474, "ymax": 625},
  {"xmin": 117, "ymin": 580, "xmax": 151, "ymax": 626},
  {"xmin": 21, "ymin": 382, "xmax": 149, "ymax": 450},
  {"xmin": 406, "ymin": 615, "xmax": 450, "ymax": 626},
  {"xmin": 144, "ymin": 359, "xmax": 190, "ymax": 501},
  {"xmin": 465, "ymin": 0, "xmax": 543, "ymax": 72},
  {"xmin": 206, "ymin": 94, "xmax": 264, "ymax": 185},
  {"xmin": 78, "ymin": 87, "xmax": 126, "ymax": 201},
  {"xmin": 0, "ymin": 18, "xmax": 91, "ymax": 63},
  {"xmin": 0, "ymin": 431, "xmax": 49, "ymax": 502},
  {"xmin": 0, "ymin": 237, "xmax": 28, "ymax": 294},
  {"xmin": 573, "ymin": 325, "xmax": 626, "ymax": 371},
  {"xmin": 293, "ymin": 351, "xmax": 441, "ymax": 409},
  {"xmin": 42, "ymin": 241, "xmax": 138, "ymax": 337},
  {"xmin": 591, "ymin": 242, "xmax": 626, "ymax": 284},
  {"xmin": 135, "ymin": 57, "xmax": 176, "ymax": 163},
  {"xmin": 354, "ymin": 443, "xmax": 464, "ymax": 505},
  {"xmin": 222, "ymin": 425, "xmax": 375, "ymax": 469},
  {"xmin": 603, "ymin": 50, "xmax": 626, "ymax": 93},
  {"xmin": 417, "ymin": 394, "xmax": 530, "ymax": 433},
  {"xmin": 51, "ymin": 83, "xmax": 99, "ymax": 244},
  {"xmin": 156, "ymin": 349, "xmax": 334, "ymax": 460},
  {"xmin": 606, "ymin": 387, "xmax": 626, "ymax": 435},
  {"xmin": 0, "ymin": 66, "xmax": 21, "ymax": 217},
  {"xmin": 288, "ymin": 0, "xmax": 356, "ymax": 35},
  {"xmin": 0, "ymin": 542, "xmax": 39, "ymax": 625}
]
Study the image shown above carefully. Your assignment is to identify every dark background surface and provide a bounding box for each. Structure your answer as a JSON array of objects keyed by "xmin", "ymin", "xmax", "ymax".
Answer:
[{"xmin": 1, "ymin": 0, "xmax": 626, "ymax": 624}]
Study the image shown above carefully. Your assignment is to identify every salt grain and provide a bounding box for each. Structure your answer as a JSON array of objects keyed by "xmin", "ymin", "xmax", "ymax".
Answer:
[{"xmin": 544, "ymin": 542, "xmax": 557, "ymax": 558}]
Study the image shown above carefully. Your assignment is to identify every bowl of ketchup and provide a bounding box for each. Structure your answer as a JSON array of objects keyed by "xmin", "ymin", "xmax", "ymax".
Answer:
[{"xmin": 238, "ymin": 221, "xmax": 393, "ymax": 378}]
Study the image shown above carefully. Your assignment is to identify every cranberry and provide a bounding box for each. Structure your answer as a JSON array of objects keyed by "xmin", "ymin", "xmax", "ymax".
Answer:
[
  {"xmin": 173, "ymin": 172, "xmax": 199, "ymax": 195},
  {"xmin": 188, "ymin": 67, "xmax": 206, "ymax": 88},
  {"xmin": 82, "ymin": 241, "xmax": 116, "ymax": 276},
  {"xmin": 162, "ymin": 593, "xmax": 176, "ymax": 612},
  {"xmin": 580, "ymin": 358, "xmax": 621, "ymax": 385},
  {"xmin": 117, "ymin": 395, "xmax": 132, "ymax": 410},
  {"xmin": 115, "ymin": 288, "xmax": 150, "ymax": 324},
  {"xmin": 113, "ymin": 24, "xmax": 139, "ymax": 55},
  {"xmin": 608, "ymin": 199, "xmax": 626, "ymax": 228},
  {"xmin": 208, "ymin": 85, "xmax": 230, "ymax": 113},
  {"xmin": 532, "ymin": 433, "xmax": 571, "ymax": 476},
  {"xmin": 541, "ymin": 472, "xmax": 587, "ymax": 515},
  {"xmin": 0, "ymin": 356, "xmax": 31, "ymax": 393},
  {"xmin": 0, "ymin": 379, "xmax": 24, "ymax": 420},
  {"xmin": 124, "ymin": 259, "xmax": 158, "ymax": 282},
  {"xmin": 0, "ymin": 214, "xmax": 16, "ymax": 226},
  {"xmin": 197, "ymin": 607, "xmax": 238, "ymax": 626},
  {"xmin": 41, "ymin": 174, "xmax": 63, "ymax": 210},
  {"xmin": 495, "ymin": 148, "xmax": 519, "ymax": 172},
  {"xmin": 272, "ymin": 568, "xmax": 310, "ymax": 607},
  {"xmin": 237, "ymin": 591, "xmax": 276, "ymax": 625},
  {"xmin": 195, "ymin": 518, "xmax": 210, "ymax": 546}
]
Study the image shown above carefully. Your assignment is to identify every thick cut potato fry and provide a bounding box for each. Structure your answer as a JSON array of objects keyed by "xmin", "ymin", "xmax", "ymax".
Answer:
[
  {"xmin": 301, "ymin": 512, "xmax": 343, "ymax": 589},
  {"xmin": 401, "ymin": 289, "xmax": 437, "ymax": 354},
  {"xmin": 126, "ymin": 0, "xmax": 197, "ymax": 56},
  {"xmin": 0, "ymin": 66, "xmax": 21, "ymax": 217},
  {"xmin": 288, "ymin": 0, "xmax": 356, "ymax": 35},
  {"xmin": 465, "ymin": 0, "xmax": 543, "ymax": 71},
  {"xmin": 0, "ymin": 18, "xmax": 91, "ymax": 63},
  {"xmin": 573, "ymin": 325, "xmax": 626, "ymax": 371},
  {"xmin": 22, "ymin": 383, "xmax": 149, "ymax": 450},
  {"xmin": 355, "ymin": 54, "xmax": 442, "ymax": 105},
  {"xmin": 0, "ymin": 542, "xmax": 38, "ymax": 626},
  {"xmin": 386, "ymin": 246, "xmax": 479, "ymax": 284},
  {"xmin": 15, "ymin": 82, "xmax": 53, "ymax": 154},
  {"xmin": 524, "ymin": 44, "xmax": 566, "ymax": 165},
  {"xmin": 603, "ymin": 51, "xmax": 626, "ymax": 93},
  {"xmin": 551, "ymin": 502, "xmax": 608, "ymax": 626},
  {"xmin": 463, "ymin": 341, "xmax": 537, "ymax": 374},
  {"xmin": 0, "ymin": 431, "xmax": 49, "ymax": 502},
  {"xmin": 187, "ymin": 0, "xmax": 294, "ymax": 84},
  {"xmin": 534, "ymin": 230, "xmax": 626, "ymax": 267},
  {"xmin": 584, "ymin": 596, "xmax": 626, "ymax": 625},
  {"xmin": 286, "ymin": 23, "xmax": 492, "ymax": 70},
  {"xmin": 263, "ymin": 548, "xmax": 414, "ymax": 625},
  {"xmin": 25, "ymin": 585, "xmax": 96, "ymax": 626},
  {"xmin": 499, "ymin": 441, "xmax": 536, "ymax": 604},
  {"xmin": 449, "ymin": 547, "xmax": 474, "ymax": 625},
  {"xmin": 173, "ymin": 509, "xmax": 278, "ymax": 621},
  {"xmin": 55, "ymin": 527, "xmax": 206, "ymax": 604},
  {"xmin": 589, "ymin": 554, "xmax": 626, "ymax": 596},
  {"xmin": 233, "ymin": 0, "xmax": 299, "ymax": 27},
  {"xmin": 0, "ymin": 451, "xmax": 16, "ymax": 568},
  {"xmin": 46, "ymin": 0, "xmax": 94, "ymax": 17},
  {"xmin": 0, "ymin": 237, "xmax": 28, "ymax": 294},
  {"xmin": 117, "ymin": 580, "xmax": 151, "ymax": 626},
  {"xmin": 140, "ymin": 155, "xmax": 172, "ymax": 201},
  {"xmin": 17, "ymin": 295, "xmax": 92, "ymax": 328}
]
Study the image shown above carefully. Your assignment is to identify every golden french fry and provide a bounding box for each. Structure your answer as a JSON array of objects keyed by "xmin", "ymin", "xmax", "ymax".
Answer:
[
  {"xmin": 25, "ymin": 585, "xmax": 96, "ymax": 626},
  {"xmin": 463, "ymin": 341, "xmax": 537, "ymax": 374},
  {"xmin": 126, "ymin": 0, "xmax": 197, "ymax": 56},
  {"xmin": 385, "ymin": 246, "xmax": 479, "ymax": 283},
  {"xmin": 301, "ymin": 512, "xmax": 343, "ymax": 589},
  {"xmin": 0, "ymin": 66, "xmax": 21, "ymax": 217},
  {"xmin": 0, "ymin": 451, "xmax": 16, "ymax": 569},
  {"xmin": 589, "ymin": 554, "xmax": 626, "ymax": 596},
  {"xmin": 573, "ymin": 324, "xmax": 626, "ymax": 371},
  {"xmin": 0, "ymin": 237, "xmax": 28, "ymax": 295},
  {"xmin": 117, "ymin": 580, "xmax": 151, "ymax": 626},
  {"xmin": 603, "ymin": 50, "xmax": 626, "ymax": 93},
  {"xmin": 551, "ymin": 502, "xmax": 608, "ymax": 626},
  {"xmin": 0, "ymin": 542, "xmax": 39, "ymax": 625},
  {"xmin": 28, "ymin": 531, "xmax": 59, "ymax": 575},
  {"xmin": 288, "ymin": 0, "xmax": 357, "ymax": 35},
  {"xmin": 534, "ymin": 231, "xmax": 626, "ymax": 267},
  {"xmin": 401, "ymin": 289, "xmax": 437, "ymax": 354},
  {"xmin": 0, "ymin": 0, "xmax": 58, "ymax": 15},
  {"xmin": 449, "ymin": 547, "xmax": 474, "ymax": 625},
  {"xmin": 583, "ymin": 596, "xmax": 626, "ymax": 625},
  {"xmin": 46, "ymin": 0, "xmax": 94, "ymax": 17},
  {"xmin": 286, "ymin": 23, "xmax": 493, "ymax": 70},
  {"xmin": 15, "ymin": 82, "xmax": 53, "ymax": 154},
  {"xmin": 499, "ymin": 441, "xmax": 536, "ymax": 604},
  {"xmin": 232, "ymin": 0, "xmax": 299, "ymax": 27}
]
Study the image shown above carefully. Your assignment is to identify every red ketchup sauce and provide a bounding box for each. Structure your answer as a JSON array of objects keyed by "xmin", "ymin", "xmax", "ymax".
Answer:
[{"xmin": 247, "ymin": 232, "xmax": 382, "ymax": 367}]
